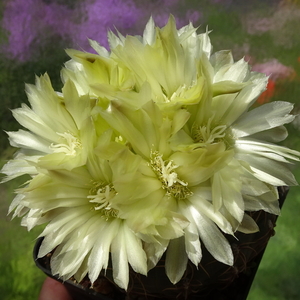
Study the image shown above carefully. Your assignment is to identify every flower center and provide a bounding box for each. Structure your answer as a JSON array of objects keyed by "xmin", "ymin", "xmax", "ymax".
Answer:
[
  {"xmin": 50, "ymin": 132, "xmax": 81, "ymax": 156},
  {"xmin": 88, "ymin": 183, "xmax": 118, "ymax": 220},
  {"xmin": 149, "ymin": 151, "xmax": 192, "ymax": 199},
  {"xmin": 192, "ymin": 117, "xmax": 227, "ymax": 146}
]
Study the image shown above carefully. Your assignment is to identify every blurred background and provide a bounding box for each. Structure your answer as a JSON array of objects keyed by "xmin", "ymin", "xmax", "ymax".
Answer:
[{"xmin": 0, "ymin": 0, "xmax": 299, "ymax": 299}]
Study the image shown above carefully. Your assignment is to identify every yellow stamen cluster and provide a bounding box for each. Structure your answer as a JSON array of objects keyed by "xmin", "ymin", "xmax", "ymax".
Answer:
[
  {"xmin": 192, "ymin": 118, "xmax": 227, "ymax": 146},
  {"xmin": 88, "ymin": 183, "xmax": 118, "ymax": 220},
  {"xmin": 50, "ymin": 132, "xmax": 81, "ymax": 156},
  {"xmin": 149, "ymin": 151, "xmax": 192, "ymax": 200}
]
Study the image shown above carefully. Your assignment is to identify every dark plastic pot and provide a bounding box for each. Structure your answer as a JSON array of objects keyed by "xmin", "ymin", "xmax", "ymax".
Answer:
[{"xmin": 33, "ymin": 186, "xmax": 288, "ymax": 300}]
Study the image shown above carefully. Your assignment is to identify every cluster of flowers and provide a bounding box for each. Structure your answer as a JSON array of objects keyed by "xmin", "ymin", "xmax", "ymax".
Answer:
[{"xmin": 1, "ymin": 16, "xmax": 299, "ymax": 289}]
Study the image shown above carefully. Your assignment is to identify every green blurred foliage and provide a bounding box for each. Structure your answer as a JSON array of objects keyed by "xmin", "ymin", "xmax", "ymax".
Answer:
[{"xmin": 0, "ymin": 172, "xmax": 46, "ymax": 300}]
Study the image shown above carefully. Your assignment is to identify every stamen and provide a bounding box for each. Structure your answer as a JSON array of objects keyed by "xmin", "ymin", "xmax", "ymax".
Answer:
[
  {"xmin": 115, "ymin": 135, "xmax": 124, "ymax": 143},
  {"xmin": 149, "ymin": 151, "xmax": 192, "ymax": 200},
  {"xmin": 192, "ymin": 118, "xmax": 227, "ymax": 145},
  {"xmin": 88, "ymin": 183, "xmax": 118, "ymax": 220},
  {"xmin": 50, "ymin": 132, "xmax": 81, "ymax": 156}
]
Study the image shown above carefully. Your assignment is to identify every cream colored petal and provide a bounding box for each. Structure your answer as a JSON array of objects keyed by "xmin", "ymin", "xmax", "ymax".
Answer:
[
  {"xmin": 232, "ymin": 101, "xmax": 295, "ymax": 138},
  {"xmin": 236, "ymin": 139, "xmax": 300, "ymax": 162},
  {"xmin": 12, "ymin": 105, "xmax": 58, "ymax": 142},
  {"xmin": 123, "ymin": 224, "xmax": 147, "ymax": 275},
  {"xmin": 143, "ymin": 238, "xmax": 168, "ymax": 271},
  {"xmin": 89, "ymin": 38, "xmax": 110, "ymax": 57},
  {"xmin": 111, "ymin": 228, "xmax": 129, "ymax": 290},
  {"xmin": 143, "ymin": 16, "xmax": 156, "ymax": 45},
  {"xmin": 236, "ymin": 153, "xmax": 298, "ymax": 186},
  {"xmin": 1, "ymin": 156, "xmax": 38, "ymax": 183},
  {"xmin": 244, "ymin": 194, "xmax": 280, "ymax": 215},
  {"xmin": 190, "ymin": 192, "xmax": 234, "ymax": 235},
  {"xmin": 214, "ymin": 58, "xmax": 249, "ymax": 83},
  {"xmin": 7, "ymin": 130, "xmax": 50, "ymax": 153},
  {"xmin": 190, "ymin": 205, "xmax": 234, "ymax": 266},
  {"xmin": 38, "ymin": 207, "xmax": 94, "ymax": 257},
  {"xmin": 88, "ymin": 219, "xmax": 120, "ymax": 283},
  {"xmin": 178, "ymin": 201, "xmax": 202, "ymax": 266},
  {"xmin": 210, "ymin": 50, "xmax": 234, "ymax": 73},
  {"xmin": 165, "ymin": 236, "xmax": 188, "ymax": 284},
  {"xmin": 237, "ymin": 214, "xmax": 259, "ymax": 234}
]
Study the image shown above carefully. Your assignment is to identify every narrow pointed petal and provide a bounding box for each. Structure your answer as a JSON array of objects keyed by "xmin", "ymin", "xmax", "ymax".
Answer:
[
  {"xmin": 165, "ymin": 236, "xmax": 188, "ymax": 284},
  {"xmin": 232, "ymin": 101, "xmax": 295, "ymax": 138}
]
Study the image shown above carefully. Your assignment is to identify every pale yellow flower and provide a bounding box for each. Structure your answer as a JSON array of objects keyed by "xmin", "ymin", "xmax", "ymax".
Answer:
[
  {"xmin": 15, "ymin": 159, "xmax": 148, "ymax": 289},
  {"xmin": 62, "ymin": 16, "xmax": 214, "ymax": 112},
  {"xmin": 2, "ymin": 74, "xmax": 95, "ymax": 181}
]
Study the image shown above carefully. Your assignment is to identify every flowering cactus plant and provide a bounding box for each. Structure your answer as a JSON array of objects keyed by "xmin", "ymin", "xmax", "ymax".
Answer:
[{"xmin": 1, "ymin": 16, "xmax": 299, "ymax": 290}]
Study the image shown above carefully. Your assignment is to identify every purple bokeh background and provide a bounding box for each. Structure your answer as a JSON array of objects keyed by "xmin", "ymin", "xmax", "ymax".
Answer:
[{"xmin": 1, "ymin": 0, "xmax": 201, "ymax": 61}]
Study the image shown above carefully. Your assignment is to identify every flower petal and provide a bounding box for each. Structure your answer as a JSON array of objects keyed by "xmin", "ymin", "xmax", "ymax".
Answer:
[
  {"xmin": 165, "ymin": 236, "xmax": 188, "ymax": 284},
  {"xmin": 232, "ymin": 101, "xmax": 295, "ymax": 138}
]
